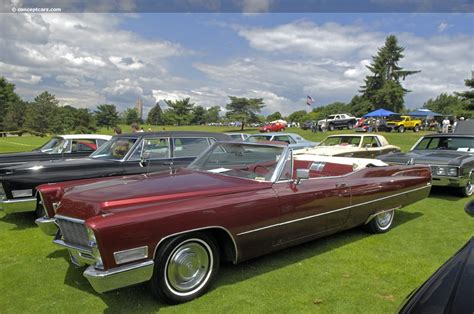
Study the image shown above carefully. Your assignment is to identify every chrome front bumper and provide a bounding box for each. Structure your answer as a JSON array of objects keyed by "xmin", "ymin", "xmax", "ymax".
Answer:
[
  {"xmin": 0, "ymin": 197, "xmax": 37, "ymax": 214},
  {"xmin": 53, "ymin": 235, "xmax": 154, "ymax": 293},
  {"xmin": 431, "ymin": 176, "xmax": 468, "ymax": 188},
  {"xmin": 84, "ymin": 260, "xmax": 154, "ymax": 293},
  {"xmin": 35, "ymin": 217, "xmax": 58, "ymax": 236}
]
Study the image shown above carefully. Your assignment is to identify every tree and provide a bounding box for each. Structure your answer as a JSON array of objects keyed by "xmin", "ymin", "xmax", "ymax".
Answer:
[
  {"xmin": 455, "ymin": 75, "xmax": 474, "ymax": 115},
  {"xmin": 0, "ymin": 77, "xmax": 22, "ymax": 131},
  {"xmin": 191, "ymin": 106, "xmax": 206, "ymax": 125},
  {"xmin": 146, "ymin": 103, "xmax": 163, "ymax": 125},
  {"xmin": 287, "ymin": 110, "xmax": 307, "ymax": 123},
  {"xmin": 124, "ymin": 108, "xmax": 140, "ymax": 125},
  {"xmin": 24, "ymin": 91, "xmax": 60, "ymax": 134},
  {"xmin": 349, "ymin": 95, "xmax": 373, "ymax": 117},
  {"xmin": 423, "ymin": 93, "xmax": 469, "ymax": 118},
  {"xmin": 204, "ymin": 106, "xmax": 221, "ymax": 123},
  {"xmin": 266, "ymin": 111, "xmax": 282, "ymax": 122},
  {"xmin": 165, "ymin": 98, "xmax": 194, "ymax": 126},
  {"xmin": 225, "ymin": 96, "xmax": 264, "ymax": 130},
  {"xmin": 3, "ymin": 101, "xmax": 28, "ymax": 131},
  {"xmin": 95, "ymin": 104, "xmax": 119, "ymax": 129},
  {"xmin": 360, "ymin": 35, "xmax": 419, "ymax": 112}
]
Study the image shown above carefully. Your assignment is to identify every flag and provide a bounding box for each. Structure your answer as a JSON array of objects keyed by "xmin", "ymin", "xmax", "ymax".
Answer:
[{"xmin": 306, "ymin": 95, "xmax": 314, "ymax": 106}]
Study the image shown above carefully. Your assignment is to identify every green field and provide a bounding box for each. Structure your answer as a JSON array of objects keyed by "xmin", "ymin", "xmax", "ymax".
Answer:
[{"xmin": 0, "ymin": 127, "xmax": 472, "ymax": 313}]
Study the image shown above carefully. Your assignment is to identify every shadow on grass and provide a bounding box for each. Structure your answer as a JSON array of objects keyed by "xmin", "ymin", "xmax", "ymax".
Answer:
[
  {"xmin": 429, "ymin": 186, "xmax": 463, "ymax": 201},
  {"xmin": 53, "ymin": 210, "xmax": 422, "ymax": 311},
  {"xmin": 0, "ymin": 211, "xmax": 37, "ymax": 230}
]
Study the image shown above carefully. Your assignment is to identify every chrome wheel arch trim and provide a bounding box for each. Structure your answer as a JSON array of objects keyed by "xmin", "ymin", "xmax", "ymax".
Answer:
[{"xmin": 152, "ymin": 226, "xmax": 239, "ymax": 264}]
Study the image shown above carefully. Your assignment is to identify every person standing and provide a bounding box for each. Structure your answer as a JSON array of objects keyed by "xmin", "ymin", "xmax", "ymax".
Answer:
[
  {"xmin": 113, "ymin": 126, "xmax": 122, "ymax": 135},
  {"xmin": 442, "ymin": 117, "xmax": 450, "ymax": 133}
]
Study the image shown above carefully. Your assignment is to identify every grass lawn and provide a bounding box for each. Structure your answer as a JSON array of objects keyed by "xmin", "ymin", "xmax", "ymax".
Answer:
[{"xmin": 0, "ymin": 127, "xmax": 472, "ymax": 313}]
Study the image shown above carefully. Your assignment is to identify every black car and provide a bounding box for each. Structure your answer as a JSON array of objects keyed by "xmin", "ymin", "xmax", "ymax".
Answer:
[
  {"xmin": 399, "ymin": 200, "xmax": 474, "ymax": 313},
  {"xmin": 0, "ymin": 134, "xmax": 111, "ymax": 168},
  {"xmin": 0, "ymin": 131, "xmax": 230, "ymax": 216},
  {"xmin": 378, "ymin": 133, "xmax": 474, "ymax": 197}
]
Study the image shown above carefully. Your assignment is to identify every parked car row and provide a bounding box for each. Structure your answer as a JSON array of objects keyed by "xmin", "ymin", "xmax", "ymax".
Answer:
[{"xmin": 0, "ymin": 128, "xmax": 471, "ymax": 307}]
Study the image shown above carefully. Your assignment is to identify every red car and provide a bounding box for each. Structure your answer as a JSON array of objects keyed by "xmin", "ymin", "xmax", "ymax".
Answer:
[
  {"xmin": 36, "ymin": 142, "xmax": 431, "ymax": 304},
  {"xmin": 259, "ymin": 122, "xmax": 286, "ymax": 132}
]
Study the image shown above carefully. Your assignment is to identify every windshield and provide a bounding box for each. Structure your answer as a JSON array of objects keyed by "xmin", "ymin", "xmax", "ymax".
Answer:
[
  {"xmin": 188, "ymin": 143, "xmax": 285, "ymax": 181},
  {"xmin": 413, "ymin": 136, "xmax": 474, "ymax": 152},
  {"xmin": 388, "ymin": 115, "xmax": 403, "ymax": 121},
  {"xmin": 38, "ymin": 137, "xmax": 67, "ymax": 153},
  {"xmin": 40, "ymin": 138, "xmax": 70, "ymax": 154},
  {"xmin": 90, "ymin": 137, "xmax": 138, "ymax": 160},
  {"xmin": 320, "ymin": 136, "xmax": 361, "ymax": 147}
]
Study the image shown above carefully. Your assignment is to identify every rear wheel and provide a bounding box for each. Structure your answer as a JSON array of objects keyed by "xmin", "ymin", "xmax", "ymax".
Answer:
[
  {"xmin": 413, "ymin": 125, "xmax": 420, "ymax": 132},
  {"xmin": 150, "ymin": 232, "xmax": 220, "ymax": 304},
  {"xmin": 347, "ymin": 123, "xmax": 354, "ymax": 130},
  {"xmin": 398, "ymin": 125, "xmax": 405, "ymax": 133},
  {"xmin": 364, "ymin": 210, "xmax": 395, "ymax": 234}
]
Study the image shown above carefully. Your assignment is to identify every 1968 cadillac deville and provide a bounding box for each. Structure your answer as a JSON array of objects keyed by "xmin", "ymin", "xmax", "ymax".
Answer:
[
  {"xmin": 36, "ymin": 142, "xmax": 431, "ymax": 304},
  {"xmin": 0, "ymin": 131, "xmax": 229, "ymax": 216}
]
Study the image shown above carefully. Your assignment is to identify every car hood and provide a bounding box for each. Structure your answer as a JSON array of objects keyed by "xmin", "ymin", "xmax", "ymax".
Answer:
[
  {"xmin": 379, "ymin": 150, "xmax": 471, "ymax": 166},
  {"xmin": 294, "ymin": 145, "xmax": 360, "ymax": 156},
  {"xmin": 55, "ymin": 168, "xmax": 272, "ymax": 220}
]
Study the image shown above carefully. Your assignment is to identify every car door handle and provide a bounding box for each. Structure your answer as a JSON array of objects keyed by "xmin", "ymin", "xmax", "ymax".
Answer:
[{"xmin": 335, "ymin": 183, "xmax": 347, "ymax": 187}]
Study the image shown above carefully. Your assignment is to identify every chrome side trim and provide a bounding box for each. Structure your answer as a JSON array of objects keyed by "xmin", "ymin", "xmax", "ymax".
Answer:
[
  {"xmin": 152, "ymin": 226, "xmax": 239, "ymax": 264},
  {"xmin": 84, "ymin": 260, "xmax": 154, "ymax": 293},
  {"xmin": 237, "ymin": 184, "xmax": 431, "ymax": 236}
]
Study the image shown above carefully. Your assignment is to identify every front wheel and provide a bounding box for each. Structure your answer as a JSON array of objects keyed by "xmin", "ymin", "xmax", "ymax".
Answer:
[
  {"xmin": 150, "ymin": 232, "xmax": 220, "ymax": 304},
  {"xmin": 328, "ymin": 124, "xmax": 335, "ymax": 131},
  {"xmin": 364, "ymin": 210, "xmax": 395, "ymax": 234},
  {"xmin": 459, "ymin": 180, "xmax": 473, "ymax": 197},
  {"xmin": 347, "ymin": 123, "xmax": 354, "ymax": 130}
]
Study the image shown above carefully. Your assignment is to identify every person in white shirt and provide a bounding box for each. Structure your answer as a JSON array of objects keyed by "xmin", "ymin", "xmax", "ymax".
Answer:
[{"xmin": 442, "ymin": 117, "xmax": 450, "ymax": 133}]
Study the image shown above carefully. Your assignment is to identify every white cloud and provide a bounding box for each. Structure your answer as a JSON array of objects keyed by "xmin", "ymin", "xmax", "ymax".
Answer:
[{"xmin": 437, "ymin": 21, "xmax": 450, "ymax": 32}]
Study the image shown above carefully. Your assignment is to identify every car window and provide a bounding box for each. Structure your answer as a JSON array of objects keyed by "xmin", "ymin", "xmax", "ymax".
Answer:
[
  {"xmin": 273, "ymin": 135, "xmax": 294, "ymax": 144},
  {"xmin": 362, "ymin": 136, "xmax": 380, "ymax": 148},
  {"xmin": 96, "ymin": 139, "xmax": 108, "ymax": 147},
  {"xmin": 174, "ymin": 137, "xmax": 211, "ymax": 157},
  {"xmin": 129, "ymin": 138, "xmax": 170, "ymax": 160},
  {"xmin": 91, "ymin": 137, "xmax": 137, "ymax": 160},
  {"xmin": 71, "ymin": 139, "xmax": 97, "ymax": 152}
]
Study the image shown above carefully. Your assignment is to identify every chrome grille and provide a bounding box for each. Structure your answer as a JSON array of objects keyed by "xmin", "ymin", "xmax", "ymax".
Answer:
[{"xmin": 56, "ymin": 217, "xmax": 89, "ymax": 247}]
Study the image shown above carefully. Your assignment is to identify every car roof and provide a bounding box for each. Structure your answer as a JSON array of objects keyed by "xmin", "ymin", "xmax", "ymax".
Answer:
[
  {"xmin": 114, "ymin": 131, "xmax": 231, "ymax": 140},
  {"xmin": 248, "ymin": 132, "xmax": 300, "ymax": 137},
  {"xmin": 58, "ymin": 134, "xmax": 112, "ymax": 140},
  {"xmin": 422, "ymin": 133, "xmax": 474, "ymax": 138}
]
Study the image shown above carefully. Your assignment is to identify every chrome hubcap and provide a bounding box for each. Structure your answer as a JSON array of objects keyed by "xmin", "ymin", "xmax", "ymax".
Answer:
[
  {"xmin": 167, "ymin": 241, "xmax": 210, "ymax": 292},
  {"xmin": 466, "ymin": 182, "xmax": 473, "ymax": 195},
  {"xmin": 376, "ymin": 210, "xmax": 393, "ymax": 229}
]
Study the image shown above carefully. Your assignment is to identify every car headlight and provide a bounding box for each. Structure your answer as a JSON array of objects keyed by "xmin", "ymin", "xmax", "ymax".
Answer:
[
  {"xmin": 436, "ymin": 167, "xmax": 447, "ymax": 176},
  {"xmin": 86, "ymin": 227, "xmax": 104, "ymax": 269},
  {"xmin": 448, "ymin": 167, "xmax": 458, "ymax": 177}
]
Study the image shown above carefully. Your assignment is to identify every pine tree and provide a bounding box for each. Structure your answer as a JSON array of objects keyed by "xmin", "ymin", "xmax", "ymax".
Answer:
[{"xmin": 360, "ymin": 35, "xmax": 419, "ymax": 112}]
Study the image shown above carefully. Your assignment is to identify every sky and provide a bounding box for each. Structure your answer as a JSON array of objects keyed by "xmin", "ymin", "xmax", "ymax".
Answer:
[{"xmin": 0, "ymin": 1, "xmax": 473, "ymax": 117}]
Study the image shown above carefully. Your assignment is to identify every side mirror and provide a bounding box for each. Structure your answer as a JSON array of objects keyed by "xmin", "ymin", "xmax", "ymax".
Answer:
[
  {"xmin": 465, "ymin": 200, "xmax": 474, "ymax": 217},
  {"xmin": 295, "ymin": 168, "xmax": 309, "ymax": 185}
]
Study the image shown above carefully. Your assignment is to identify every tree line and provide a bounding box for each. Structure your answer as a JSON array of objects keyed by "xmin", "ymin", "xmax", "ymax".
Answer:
[{"xmin": 0, "ymin": 35, "xmax": 472, "ymax": 135}]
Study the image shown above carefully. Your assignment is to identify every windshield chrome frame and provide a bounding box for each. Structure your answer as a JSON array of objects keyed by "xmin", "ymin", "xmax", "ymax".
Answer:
[{"xmin": 187, "ymin": 141, "xmax": 290, "ymax": 183}]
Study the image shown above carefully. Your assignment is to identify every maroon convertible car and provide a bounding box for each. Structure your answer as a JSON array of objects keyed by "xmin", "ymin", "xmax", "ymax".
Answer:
[{"xmin": 36, "ymin": 142, "xmax": 431, "ymax": 304}]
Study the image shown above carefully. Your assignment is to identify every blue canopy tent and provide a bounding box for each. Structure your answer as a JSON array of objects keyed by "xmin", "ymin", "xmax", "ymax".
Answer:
[
  {"xmin": 363, "ymin": 108, "xmax": 395, "ymax": 117},
  {"xmin": 408, "ymin": 109, "xmax": 444, "ymax": 117}
]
